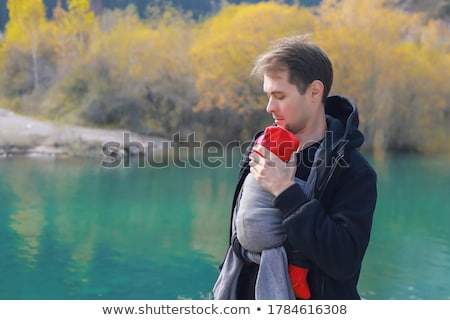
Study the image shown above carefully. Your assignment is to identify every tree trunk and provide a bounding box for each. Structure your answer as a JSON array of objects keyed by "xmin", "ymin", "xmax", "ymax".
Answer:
[{"xmin": 31, "ymin": 29, "xmax": 40, "ymax": 92}]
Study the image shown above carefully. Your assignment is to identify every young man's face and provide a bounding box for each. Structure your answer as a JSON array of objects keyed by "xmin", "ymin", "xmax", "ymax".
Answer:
[{"xmin": 263, "ymin": 70, "xmax": 317, "ymax": 139}]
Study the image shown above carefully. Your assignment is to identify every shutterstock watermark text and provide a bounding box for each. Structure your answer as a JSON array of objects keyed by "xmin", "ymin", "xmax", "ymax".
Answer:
[{"xmin": 100, "ymin": 131, "xmax": 348, "ymax": 169}]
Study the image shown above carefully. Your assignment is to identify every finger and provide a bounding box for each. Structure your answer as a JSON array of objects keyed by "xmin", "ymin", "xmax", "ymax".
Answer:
[
  {"xmin": 254, "ymin": 144, "xmax": 283, "ymax": 166},
  {"xmin": 249, "ymin": 150, "xmax": 263, "ymax": 163},
  {"xmin": 251, "ymin": 145, "xmax": 265, "ymax": 159},
  {"xmin": 252, "ymin": 144, "xmax": 271, "ymax": 159}
]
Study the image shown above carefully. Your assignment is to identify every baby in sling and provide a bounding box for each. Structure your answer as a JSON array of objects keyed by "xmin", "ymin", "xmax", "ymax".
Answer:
[{"xmin": 236, "ymin": 126, "xmax": 311, "ymax": 299}]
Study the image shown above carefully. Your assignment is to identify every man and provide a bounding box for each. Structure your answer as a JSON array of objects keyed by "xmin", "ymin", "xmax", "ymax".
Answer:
[{"xmin": 213, "ymin": 34, "xmax": 377, "ymax": 300}]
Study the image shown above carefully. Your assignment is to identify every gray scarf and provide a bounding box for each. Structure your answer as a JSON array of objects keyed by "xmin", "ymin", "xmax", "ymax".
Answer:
[{"xmin": 213, "ymin": 148, "xmax": 320, "ymax": 299}]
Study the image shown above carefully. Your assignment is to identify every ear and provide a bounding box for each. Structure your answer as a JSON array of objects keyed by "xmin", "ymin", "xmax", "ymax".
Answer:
[{"xmin": 309, "ymin": 80, "xmax": 324, "ymax": 103}]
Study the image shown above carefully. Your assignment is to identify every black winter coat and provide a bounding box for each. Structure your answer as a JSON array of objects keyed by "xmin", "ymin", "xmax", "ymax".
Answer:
[{"xmin": 224, "ymin": 95, "xmax": 377, "ymax": 299}]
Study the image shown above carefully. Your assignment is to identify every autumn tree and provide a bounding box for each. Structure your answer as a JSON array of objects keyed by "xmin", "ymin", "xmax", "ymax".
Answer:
[
  {"xmin": 388, "ymin": 18, "xmax": 450, "ymax": 153},
  {"xmin": 49, "ymin": 0, "xmax": 96, "ymax": 71},
  {"xmin": 315, "ymin": 0, "xmax": 450, "ymax": 154},
  {"xmin": 141, "ymin": 3, "xmax": 197, "ymax": 136},
  {"xmin": 41, "ymin": 0, "xmax": 103, "ymax": 121},
  {"xmin": 3, "ymin": 0, "xmax": 48, "ymax": 93},
  {"xmin": 44, "ymin": 3, "xmax": 197, "ymax": 137},
  {"xmin": 1, "ymin": 0, "xmax": 448, "ymax": 153},
  {"xmin": 190, "ymin": 2, "xmax": 316, "ymax": 141},
  {"xmin": 67, "ymin": 0, "xmax": 96, "ymax": 55}
]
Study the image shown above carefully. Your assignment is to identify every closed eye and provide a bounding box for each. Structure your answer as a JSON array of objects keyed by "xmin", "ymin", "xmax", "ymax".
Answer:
[
  {"xmin": 272, "ymin": 93, "xmax": 285, "ymax": 100},
  {"xmin": 266, "ymin": 91, "xmax": 285, "ymax": 100}
]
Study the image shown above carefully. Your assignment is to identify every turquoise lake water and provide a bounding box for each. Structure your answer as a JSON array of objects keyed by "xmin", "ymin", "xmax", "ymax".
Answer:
[{"xmin": 0, "ymin": 153, "xmax": 449, "ymax": 300}]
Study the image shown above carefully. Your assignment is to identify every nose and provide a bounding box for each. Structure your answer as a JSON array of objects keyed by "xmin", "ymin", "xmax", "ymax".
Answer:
[{"xmin": 266, "ymin": 97, "xmax": 277, "ymax": 114}]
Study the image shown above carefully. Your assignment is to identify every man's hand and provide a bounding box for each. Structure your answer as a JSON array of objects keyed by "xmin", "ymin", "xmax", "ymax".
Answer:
[{"xmin": 249, "ymin": 144, "xmax": 297, "ymax": 197}]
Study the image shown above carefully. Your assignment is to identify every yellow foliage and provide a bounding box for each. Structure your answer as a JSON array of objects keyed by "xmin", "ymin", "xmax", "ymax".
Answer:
[
  {"xmin": 49, "ymin": 0, "xmax": 97, "ymax": 65},
  {"xmin": 91, "ymin": 8, "xmax": 149, "ymax": 83},
  {"xmin": 92, "ymin": 4, "xmax": 194, "ymax": 88},
  {"xmin": 144, "ymin": 6, "xmax": 195, "ymax": 86},
  {"xmin": 190, "ymin": 2, "xmax": 315, "ymax": 112},
  {"xmin": 0, "ymin": 0, "xmax": 448, "ymax": 151},
  {"xmin": 189, "ymin": 0, "xmax": 449, "ymax": 150},
  {"xmin": 5, "ymin": 0, "xmax": 46, "ymax": 46},
  {"xmin": 315, "ymin": 0, "xmax": 421, "ymax": 101},
  {"xmin": 312, "ymin": 0, "xmax": 450, "ymax": 152}
]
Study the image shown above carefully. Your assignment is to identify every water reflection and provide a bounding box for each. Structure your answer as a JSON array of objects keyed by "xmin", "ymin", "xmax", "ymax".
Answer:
[
  {"xmin": 7, "ymin": 162, "xmax": 47, "ymax": 269},
  {"xmin": 0, "ymin": 154, "xmax": 449, "ymax": 300},
  {"xmin": 191, "ymin": 172, "xmax": 232, "ymax": 262},
  {"xmin": 1, "ymin": 158, "xmax": 229, "ymax": 299},
  {"xmin": 359, "ymin": 153, "xmax": 450, "ymax": 300}
]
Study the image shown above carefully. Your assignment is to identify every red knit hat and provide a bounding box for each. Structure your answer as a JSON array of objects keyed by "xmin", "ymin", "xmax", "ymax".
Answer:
[{"xmin": 254, "ymin": 126, "xmax": 299, "ymax": 162}]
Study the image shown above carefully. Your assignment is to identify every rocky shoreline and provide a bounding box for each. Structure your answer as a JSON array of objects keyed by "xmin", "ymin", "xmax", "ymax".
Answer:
[{"xmin": 0, "ymin": 108, "xmax": 168, "ymax": 159}]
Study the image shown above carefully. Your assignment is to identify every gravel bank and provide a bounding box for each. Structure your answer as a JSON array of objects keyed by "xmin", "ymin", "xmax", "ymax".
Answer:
[{"xmin": 0, "ymin": 109, "xmax": 168, "ymax": 159}]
